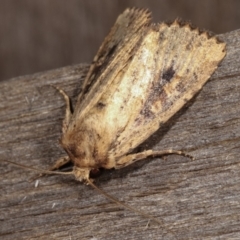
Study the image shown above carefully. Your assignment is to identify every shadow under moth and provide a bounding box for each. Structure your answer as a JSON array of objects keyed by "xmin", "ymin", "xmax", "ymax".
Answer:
[{"xmin": 4, "ymin": 8, "xmax": 226, "ymax": 225}]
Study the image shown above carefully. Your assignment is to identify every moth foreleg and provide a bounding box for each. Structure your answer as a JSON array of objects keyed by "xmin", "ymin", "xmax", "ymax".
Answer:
[
  {"xmin": 115, "ymin": 150, "xmax": 193, "ymax": 169},
  {"xmin": 51, "ymin": 85, "xmax": 72, "ymax": 134},
  {"xmin": 29, "ymin": 156, "xmax": 70, "ymax": 182},
  {"xmin": 47, "ymin": 155, "xmax": 71, "ymax": 171}
]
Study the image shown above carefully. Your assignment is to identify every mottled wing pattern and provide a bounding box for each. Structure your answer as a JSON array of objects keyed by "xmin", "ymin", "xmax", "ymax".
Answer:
[
  {"xmin": 105, "ymin": 22, "xmax": 226, "ymax": 160},
  {"xmin": 73, "ymin": 8, "xmax": 151, "ymax": 119}
]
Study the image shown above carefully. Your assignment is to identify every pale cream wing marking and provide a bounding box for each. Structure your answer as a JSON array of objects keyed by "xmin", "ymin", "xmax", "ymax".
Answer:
[
  {"xmin": 73, "ymin": 8, "xmax": 151, "ymax": 120},
  {"xmin": 106, "ymin": 22, "xmax": 226, "ymax": 161}
]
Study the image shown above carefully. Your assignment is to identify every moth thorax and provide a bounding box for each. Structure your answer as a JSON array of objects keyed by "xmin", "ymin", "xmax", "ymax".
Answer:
[{"xmin": 60, "ymin": 133, "xmax": 96, "ymax": 169}]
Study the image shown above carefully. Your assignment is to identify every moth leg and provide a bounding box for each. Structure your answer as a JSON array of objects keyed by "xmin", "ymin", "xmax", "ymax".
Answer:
[
  {"xmin": 116, "ymin": 149, "xmax": 193, "ymax": 169},
  {"xmin": 29, "ymin": 156, "xmax": 71, "ymax": 182},
  {"xmin": 47, "ymin": 155, "xmax": 71, "ymax": 171},
  {"xmin": 51, "ymin": 85, "xmax": 72, "ymax": 134}
]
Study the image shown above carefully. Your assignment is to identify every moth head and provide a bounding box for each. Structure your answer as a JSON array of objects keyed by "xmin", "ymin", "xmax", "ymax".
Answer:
[{"xmin": 72, "ymin": 166, "xmax": 91, "ymax": 182}]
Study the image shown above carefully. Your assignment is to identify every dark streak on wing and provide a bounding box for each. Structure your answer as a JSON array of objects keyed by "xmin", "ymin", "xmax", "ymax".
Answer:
[
  {"xmin": 162, "ymin": 66, "xmax": 175, "ymax": 82},
  {"xmin": 96, "ymin": 102, "xmax": 106, "ymax": 109},
  {"xmin": 139, "ymin": 70, "xmax": 170, "ymax": 121},
  {"xmin": 83, "ymin": 44, "xmax": 118, "ymax": 96}
]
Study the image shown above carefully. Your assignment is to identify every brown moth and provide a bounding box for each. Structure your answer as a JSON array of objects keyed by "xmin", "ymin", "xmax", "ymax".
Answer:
[
  {"xmin": 51, "ymin": 8, "xmax": 226, "ymax": 182},
  {"xmin": 2, "ymin": 8, "xmax": 226, "ymax": 225}
]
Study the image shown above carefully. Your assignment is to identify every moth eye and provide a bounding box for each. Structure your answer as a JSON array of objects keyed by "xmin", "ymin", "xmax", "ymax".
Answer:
[{"xmin": 96, "ymin": 102, "xmax": 106, "ymax": 109}]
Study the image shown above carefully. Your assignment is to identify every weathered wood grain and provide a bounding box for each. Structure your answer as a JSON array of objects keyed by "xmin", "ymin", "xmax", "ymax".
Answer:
[{"xmin": 1, "ymin": 29, "xmax": 240, "ymax": 239}]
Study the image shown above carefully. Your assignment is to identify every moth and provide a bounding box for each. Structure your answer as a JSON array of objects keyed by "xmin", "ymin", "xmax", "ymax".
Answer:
[
  {"xmin": 3, "ymin": 8, "xmax": 226, "ymax": 224},
  {"xmin": 52, "ymin": 8, "xmax": 226, "ymax": 182}
]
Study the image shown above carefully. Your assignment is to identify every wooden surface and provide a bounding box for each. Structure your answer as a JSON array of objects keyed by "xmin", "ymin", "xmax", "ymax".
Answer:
[{"xmin": 1, "ymin": 29, "xmax": 240, "ymax": 239}]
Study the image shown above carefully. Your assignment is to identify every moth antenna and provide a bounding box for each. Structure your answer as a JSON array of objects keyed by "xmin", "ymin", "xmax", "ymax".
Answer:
[
  {"xmin": 86, "ymin": 178, "xmax": 164, "ymax": 226},
  {"xmin": 0, "ymin": 159, "xmax": 74, "ymax": 176},
  {"xmin": 2, "ymin": 159, "xmax": 173, "ymax": 232}
]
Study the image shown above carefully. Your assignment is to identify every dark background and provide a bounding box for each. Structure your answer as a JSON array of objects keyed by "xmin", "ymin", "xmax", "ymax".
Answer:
[{"xmin": 1, "ymin": 0, "xmax": 240, "ymax": 81}]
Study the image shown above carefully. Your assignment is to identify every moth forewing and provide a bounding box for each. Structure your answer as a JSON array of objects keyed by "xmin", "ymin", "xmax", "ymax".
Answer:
[
  {"xmin": 74, "ymin": 8, "xmax": 151, "ymax": 118},
  {"xmin": 109, "ymin": 22, "xmax": 226, "ymax": 162}
]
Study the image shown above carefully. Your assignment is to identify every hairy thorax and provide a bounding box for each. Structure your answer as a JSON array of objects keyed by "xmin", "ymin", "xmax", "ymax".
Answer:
[{"xmin": 60, "ymin": 121, "xmax": 115, "ymax": 170}]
